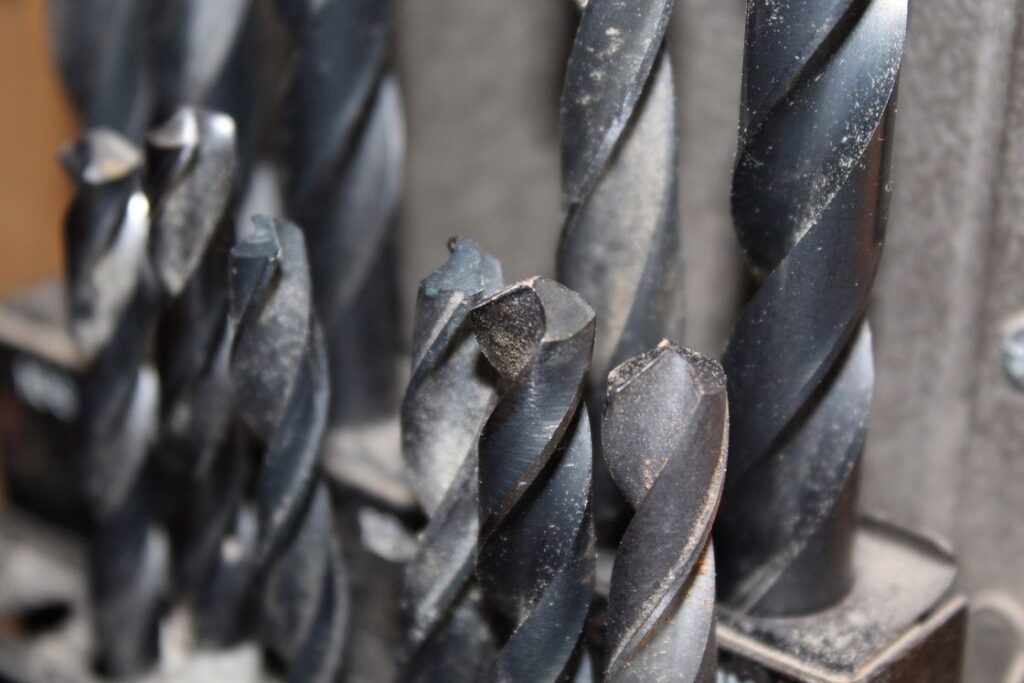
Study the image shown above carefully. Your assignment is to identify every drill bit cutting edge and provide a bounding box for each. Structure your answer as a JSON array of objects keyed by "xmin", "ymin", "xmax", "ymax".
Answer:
[
  {"xmin": 602, "ymin": 341, "xmax": 727, "ymax": 682},
  {"xmin": 714, "ymin": 0, "xmax": 908, "ymax": 616}
]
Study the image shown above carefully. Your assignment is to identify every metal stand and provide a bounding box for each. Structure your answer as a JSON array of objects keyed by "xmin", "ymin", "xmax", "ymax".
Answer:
[{"xmin": 716, "ymin": 519, "xmax": 966, "ymax": 682}]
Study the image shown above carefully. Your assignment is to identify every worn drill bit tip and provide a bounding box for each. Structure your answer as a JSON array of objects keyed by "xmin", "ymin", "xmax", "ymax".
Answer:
[
  {"xmin": 60, "ymin": 129, "xmax": 142, "ymax": 184},
  {"xmin": 603, "ymin": 341, "xmax": 726, "ymax": 682},
  {"xmin": 470, "ymin": 277, "xmax": 596, "ymax": 682}
]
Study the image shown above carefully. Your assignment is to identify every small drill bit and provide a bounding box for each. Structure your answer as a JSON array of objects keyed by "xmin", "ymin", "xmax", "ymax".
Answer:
[
  {"xmin": 226, "ymin": 215, "xmax": 349, "ymax": 681},
  {"xmin": 558, "ymin": 0, "xmax": 682, "ymax": 542},
  {"xmin": 470, "ymin": 278, "xmax": 596, "ymax": 682},
  {"xmin": 144, "ymin": 107, "xmax": 240, "ymax": 595},
  {"xmin": 61, "ymin": 130, "xmax": 165, "ymax": 676},
  {"xmin": 275, "ymin": 0, "xmax": 405, "ymax": 427},
  {"xmin": 400, "ymin": 237, "xmax": 503, "ymax": 682},
  {"xmin": 602, "ymin": 341, "xmax": 727, "ymax": 682},
  {"xmin": 714, "ymin": 0, "xmax": 907, "ymax": 615},
  {"xmin": 49, "ymin": 0, "xmax": 151, "ymax": 136}
]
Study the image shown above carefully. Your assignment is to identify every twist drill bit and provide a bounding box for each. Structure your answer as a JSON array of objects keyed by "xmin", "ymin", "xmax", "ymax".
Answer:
[
  {"xmin": 558, "ymin": 0, "xmax": 682, "ymax": 541},
  {"xmin": 49, "ymin": 0, "xmax": 151, "ymax": 136},
  {"xmin": 226, "ymin": 215, "xmax": 349, "ymax": 681},
  {"xmin": 602, "ymin": 341, "xmax": 727, "ymax": 682},
  {"xmin": 470, "ymin": 278, "xmax": 596, "ymax": 682},
  {"xmin": 713, "ymin": 0, "xmax": 907, "ymax": 615},
  {"xmin": 144, "ymin": 107, "xmax": 240, "ymax": 594},
  {"xmin": 400, "ymin": 237, "xmax": 503, "ymax": 682},
  {"xmin": 275, "ymin": 0, "xmax": 405, "ymax": 427},
  {"xmin": 61, "ymin": 131, "xmax": 165, "ymax": 676}
]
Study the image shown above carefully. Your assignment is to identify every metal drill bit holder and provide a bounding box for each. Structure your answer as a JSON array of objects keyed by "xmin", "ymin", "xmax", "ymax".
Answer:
[{"xmin": 715, "ymin": 518, "xmax": 966, "ymax": 683}]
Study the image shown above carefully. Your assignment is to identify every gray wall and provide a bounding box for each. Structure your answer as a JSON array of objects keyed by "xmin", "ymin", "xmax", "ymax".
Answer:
[{"xmin": 395, "ymin": 1, "xmax": 1024, "ymax": 679}]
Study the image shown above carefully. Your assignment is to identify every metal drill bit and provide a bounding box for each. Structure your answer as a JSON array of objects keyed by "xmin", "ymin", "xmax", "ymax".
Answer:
[
  {"xmin": 61, "ymin": 131, "xmax": 165, "ymax": 676},
  {"xmin": 225, "ymin": 215, "xmax": 349, "ymax": 681},
  {"xmin": 470, "ymin": 278, "xmax": 596, "ymax": 682},
  {"xmin": 275, "ymin": 0, "xmax": 405, "ymax": 427},
  {"xmin": 558, "ymin": 0, "xmax": 682, "ymax": 541},
  {"xmin": 714, "ymin": 0, "xmax": 907, "ymax": 616},
  {"xmin": 602, "ymin": 341, "xmax": 727, "ymax": 682},
  {"xmin": 49, "ymin": 0, "xmax": 151, "ymax": 136},
  {"xmin": 144, "ymin": 107, "xmax": 240, "ymax": 594},
  {"xmin": 400, "ymin": 237, "xmax": 503, "ymax": 682}
]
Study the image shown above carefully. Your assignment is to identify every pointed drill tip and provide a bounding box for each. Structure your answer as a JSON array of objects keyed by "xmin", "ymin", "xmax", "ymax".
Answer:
[
  {"xmin": 607, "ymin": 340, "xmax": 726, "ymax": 401},
  {"xmin": 471, "ymin": 277, "xmax": 594, "ymax": 380},
  {"xmin": 420, "ymin": 236, "xmax": 503, "ymax": 301},
  {"xmin": 59, "ymin": 129, "xmax": 142, "ymax": 185}
]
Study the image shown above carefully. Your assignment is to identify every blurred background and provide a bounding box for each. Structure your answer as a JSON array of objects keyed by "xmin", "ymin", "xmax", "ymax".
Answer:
[{"xmin": 1, "ymin": 0, "xmax": 1023, "ymax": 679}]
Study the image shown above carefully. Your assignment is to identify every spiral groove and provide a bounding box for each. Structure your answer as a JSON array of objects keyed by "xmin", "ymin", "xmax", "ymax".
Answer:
[
  {"xmin": 226, "ymin": 216, "xmax": 349, "ymax": 681},
  {"xmin": 276, "ymin": 0, "xmax": 405, "ymax": 427},
  {"xmin": 558, "ymin": 0, "xmax": 682, "ymax": 541},
  {"xmin": 714, "ymin": 0, "xmax": 907, "ymax": 615},
  {"xmin": 470, "ymin": 278, "xmax": 596, "ymax": 682},
  {"xmin": 602, "ymin": 341, "xmax": 727, "ymax": 682}
]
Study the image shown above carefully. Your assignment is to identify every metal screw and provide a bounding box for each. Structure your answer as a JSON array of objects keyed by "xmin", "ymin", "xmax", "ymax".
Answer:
[{"xmin": 1001, "ymin": 315, "xmax": 1024, "ymax": 391}]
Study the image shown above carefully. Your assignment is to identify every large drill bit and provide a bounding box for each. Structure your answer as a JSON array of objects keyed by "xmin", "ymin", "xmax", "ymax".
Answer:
[
  {"xmin": 400, "ymin": 237, "xmax": 503, "ymax": 681},
  {"xmin": 144, "ymin": 107, "xmax": 240, "ymax": 596},
  {"xmin": 225, "ymin": 215, "xmax": 349, "ymax": 681},
  {"xmin": 558, "ymin": 0, "xmax": 682, "ymax": 541},
  {"xmin": 275, "ymin": 0, "xmax": 405, "ymax": 427},
  {"xmin": 61, "ymin": 130, "xmax": 165, "ymax": 676},
  {"xmin": 470, "ymin": 278, "xmax": 596, "ymax": 682},
  {"xmin": 713, "ymin": 0, "xmax": 907, "ymax": 616},
  {"xmin": 602, "ymin": 341, "xmax": 727, "ymax": 682}
]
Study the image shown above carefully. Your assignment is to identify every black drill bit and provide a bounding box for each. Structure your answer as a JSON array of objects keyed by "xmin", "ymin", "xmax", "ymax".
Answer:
[
  {"xmin": 144, "ymin": 107, "xmax": 240, "ymax": 597},
  {"xmin": 558, "ymin": 0, "xmax": 682, "ymax": 542},
  {"xmin": 602, "ymin": 341, "xmax": 727, "ymax": 681},
  {"xmin": 275, "ymin": 0, "xmax": 405, "ymax": 428},
  {"xmin": 225, "ymin": 215, "xmax": 349, "ymax": 681},
  {"xmin": 714, "ymin": 0, "xmax": 908, "ymax": 615},
  {"xmin": 470, "ymin": 278, "xmax": 596, "ymax": 682},
  {"xmin": 49, "ymin": 0, "xmax": 151, "ymax": 136},
  {"xmin": 400, "ymin": 237, "xmax": 503, "ymax": 681},
  {"xmin": 61, "ymin": 130, "xmax": 165, "ymax": 676}
]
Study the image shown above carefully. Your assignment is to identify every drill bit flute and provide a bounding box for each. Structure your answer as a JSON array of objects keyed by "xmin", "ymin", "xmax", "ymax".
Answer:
[
  {"xmin": 558, "ymin": 0, "xmax": 682, "ymax": 541},
  {"xmin": 401, "ymin": 238, "xmax": 503, "ymax": 681},
  {"xmin": 714, "ymin": 0, "xmax": 908, "ymax": 615},
  {"xmin": 225, "ymin": 216, "xmax": 348, "ymax": 681},
  {"xmin": 276, "ymin": 0, "xmax": 405, "ymax": 428},
  {"xmin": 602, "ymin": 341, "xmax": 727, "ymax": 682},
  {"xmin": 471, "ymin": 278, "xmax": 596, "ymax": 682},
  {"xmin": 62, "ymin": 131, "xmax": 164, "ymax": 676}
]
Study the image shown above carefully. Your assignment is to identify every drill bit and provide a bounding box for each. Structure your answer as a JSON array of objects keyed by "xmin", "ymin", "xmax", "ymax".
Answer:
[
  {"xmin": 61, "ymin": 130, "xmax": 165, "ymax": 676},
  {"xmin": 470, "ymin": 278, "xmax": 596, "ymax": 682},
  {"xmin": 275, "ymin": 0, "xmax": 405, "ymax": 427},
  {"xmin": 49, "ymin": 0, "xmax": 151, "ymax": 136},
  {"xmin": 714, "ymin": 0, "xmax": 908, "ymax": 615},
  {"xmin": 226, "ymin": 215, "xmax": 349, "ymax": 681},
  {"xmin": 400, "ymin": 237, "xmax": 503, "ymax": 681},
  {"xmin": 144, "ymin": 107, "xmax": 240, "ymax": 595},
  {"xmin": 602, "ymin": 341, "xmax": 727, "ymax": 682},
  {"xmin": 558, "ymin": 0, "xmax": 682, "ymax": 541}
]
